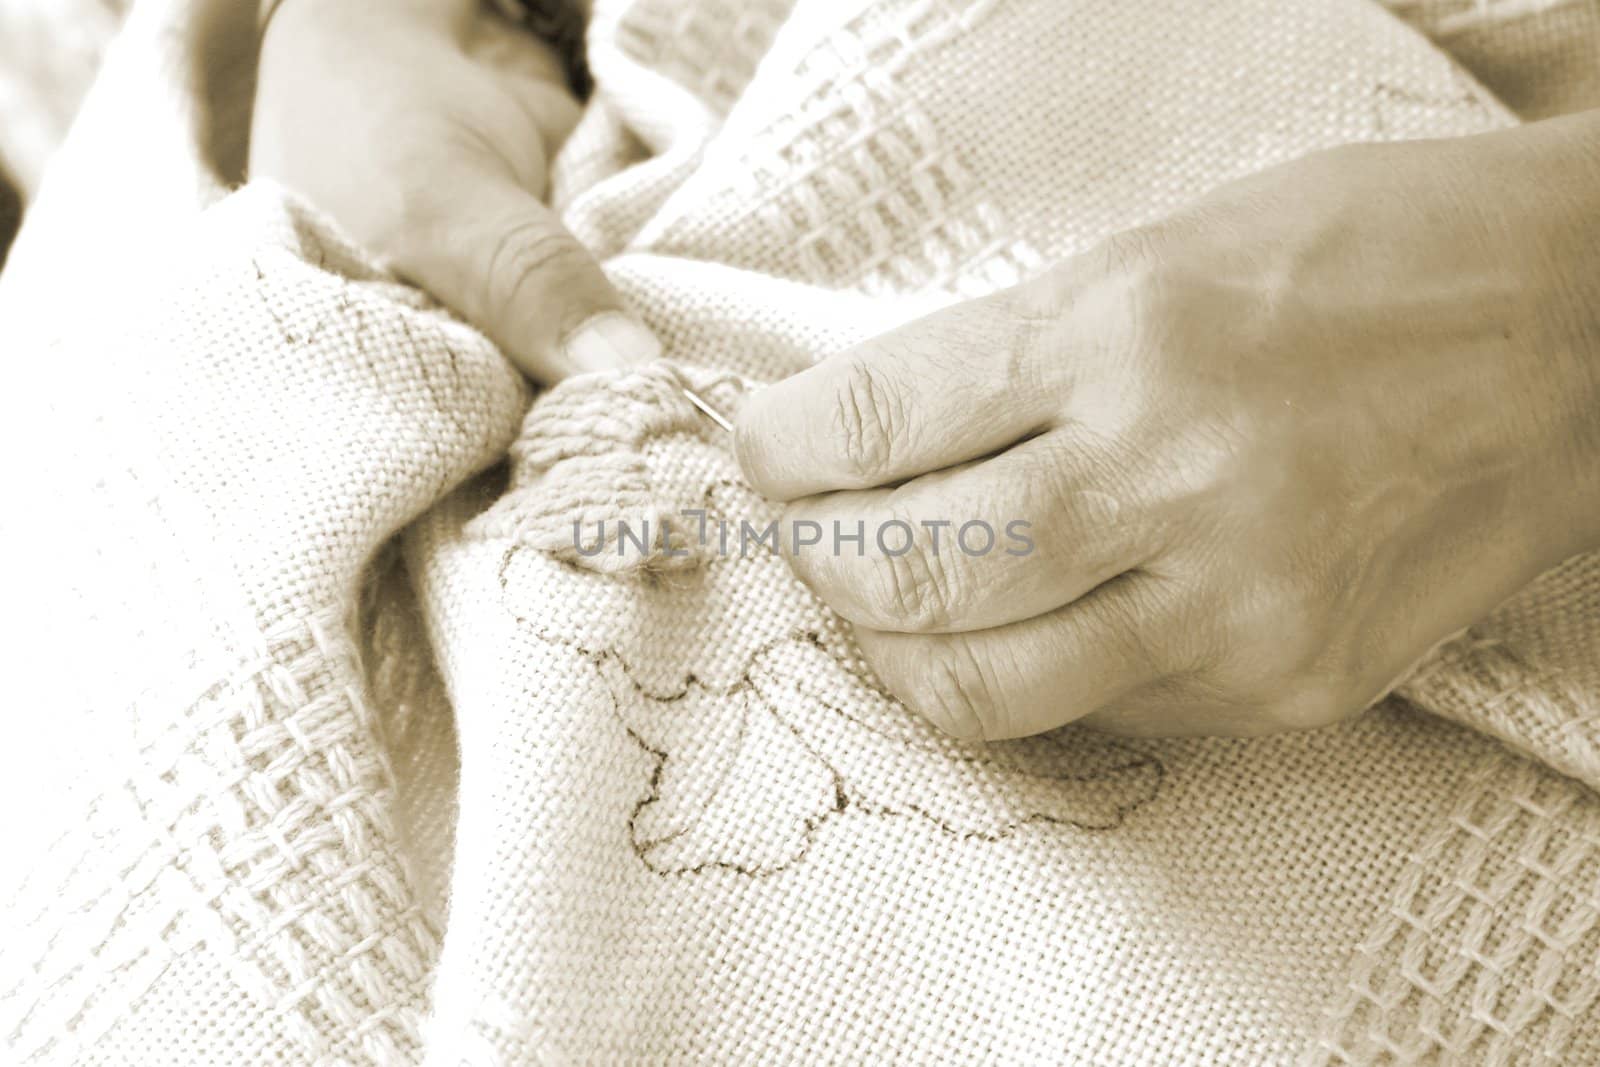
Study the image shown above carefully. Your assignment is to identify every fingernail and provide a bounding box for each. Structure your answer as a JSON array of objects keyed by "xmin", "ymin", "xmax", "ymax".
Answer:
[{"xmin": 561, "ymin": 312, "xmax": 661, "ymax": 373}]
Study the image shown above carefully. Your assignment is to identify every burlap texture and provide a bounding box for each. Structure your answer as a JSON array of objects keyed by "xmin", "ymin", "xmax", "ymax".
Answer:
[{"xmin": 2, "ymin": 0, "xmax": 1597, "ymax": 1062}]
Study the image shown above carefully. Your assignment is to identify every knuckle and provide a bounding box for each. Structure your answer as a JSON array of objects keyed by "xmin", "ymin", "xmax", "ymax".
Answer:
[
  {"xmin": 832, "ymin": 360, "xmax": 904, "ymax": 485},
  {"xmin": 904, "ymin": 639, "xmax": 997, "ymax": 740},
  {"xmin": 1088, "ymin": 235, "xmax": 1181, "ymax": 353},
  {"xmin": 1098, "ymin": 572, "xmax": 1187, "ymax": 678},
  {"xmin": 484, "ymin": 220, "xmax": 594, "ymax": 320},
  {"xmin": 871, "ymin": 532, "xmax": 961, "ymax": 632},
  {"xmin": 1123, "ymin": 270, "xmax": 1178, "ymax": 341}
]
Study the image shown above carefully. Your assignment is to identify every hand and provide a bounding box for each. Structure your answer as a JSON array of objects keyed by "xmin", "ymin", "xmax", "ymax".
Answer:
[
  {"xmin": 250, "ymin": 0, "xmax": 657, "ymax": 380},
  {"xmin": 735, "ymin": 121, "xmax": 1600, "ymax": 740}
]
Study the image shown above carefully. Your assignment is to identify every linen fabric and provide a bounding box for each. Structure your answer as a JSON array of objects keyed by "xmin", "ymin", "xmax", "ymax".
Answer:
[{"xmin": 2, "ymin": 0, "xmax": 1598, "ymax": 1063}]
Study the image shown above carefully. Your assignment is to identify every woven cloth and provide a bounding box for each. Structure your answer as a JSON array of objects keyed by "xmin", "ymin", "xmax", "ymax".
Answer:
[
  {"xmin": 2, "ymin": 0, "xmax": 1598, "ymax": 1063},
  {"xmin": 1382, "ymin": 0, "xmax": 1600, "ymax": 118}
]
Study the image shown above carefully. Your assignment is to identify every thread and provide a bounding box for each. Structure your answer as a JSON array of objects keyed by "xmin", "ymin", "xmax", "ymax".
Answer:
[{"xmin": 470, "ymin": 363, "xmax": 748, "ymax": 574}]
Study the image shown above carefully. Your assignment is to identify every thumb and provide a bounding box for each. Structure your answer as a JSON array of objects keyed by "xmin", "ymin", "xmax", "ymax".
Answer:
[{"xmin": 403, "ymin": 161, "xmax": 659, "ymax": 382}]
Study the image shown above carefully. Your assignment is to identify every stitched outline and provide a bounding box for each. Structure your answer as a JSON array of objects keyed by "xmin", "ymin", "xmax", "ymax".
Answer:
[
  {"xmin": 478, "ymin": 364, "xmax": 1166, "ymax": 876},
  {"xmin": 494, "ymin": 540, "xmax": 1166, "ymax": 877}
]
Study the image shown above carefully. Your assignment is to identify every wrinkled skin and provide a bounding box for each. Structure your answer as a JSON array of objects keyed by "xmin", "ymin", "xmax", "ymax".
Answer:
[
  {"xmin": 252, "ymin": 0, "xmax": 658, "ymax": 380},
  {"xmin": 736, "ymin": 118, "xmax": 1600, "ymax": 740}
]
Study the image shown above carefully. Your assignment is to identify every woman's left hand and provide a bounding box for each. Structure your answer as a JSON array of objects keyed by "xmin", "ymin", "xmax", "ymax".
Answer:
[
  {"xmin": 251, "ymin": 0, "xmax": 657, "ymax": 382},
  {"xmin": 734, "ymin": 119, "xmax": 1600, "ymax": 740}
]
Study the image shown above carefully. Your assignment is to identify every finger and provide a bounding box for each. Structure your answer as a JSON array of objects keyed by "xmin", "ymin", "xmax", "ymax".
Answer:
[
  {"xmin": 784, "ymin": 427, "xmax": 1153, "ymax": 633},
  {"xmin": 397, "ymin": 160, "xmax": 659, "ymax": 382},
  {"xmin": 733, "ymin": 284, "xmax": 1065, "ymax": 501},
  {"xmin": 855, "ymin": 573, "xmax": 1166, "ymax": 740},
  {"xmin": 468, "ymin": 13, "xmax": 582, "ymax": 149}
]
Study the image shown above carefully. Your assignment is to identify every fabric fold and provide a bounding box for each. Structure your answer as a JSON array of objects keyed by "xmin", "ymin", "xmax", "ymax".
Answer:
[{"xmin": 3, "ymin": 0, "xmax": 1598, "ymax": 1062}]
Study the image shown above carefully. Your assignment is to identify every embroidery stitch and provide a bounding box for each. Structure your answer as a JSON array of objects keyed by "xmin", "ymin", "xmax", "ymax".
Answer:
[{"xmin": 481, "ymin": 366, "xmax": 1165, "ymax": 875}]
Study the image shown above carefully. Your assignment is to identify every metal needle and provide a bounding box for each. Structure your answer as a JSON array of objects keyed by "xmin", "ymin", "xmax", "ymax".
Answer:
[{"xmin": 681, "ymin": 386, "xmax": 734, "ymax": 433}]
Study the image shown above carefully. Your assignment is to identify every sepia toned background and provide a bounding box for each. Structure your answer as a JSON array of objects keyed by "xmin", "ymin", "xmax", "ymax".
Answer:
[
  {"xmin": 0, "ymin": 0, "xmax": 1596, "ymax": 1062},
  {"xmin": 0, "ymin": 0, "xmax": 1596, "ymax": 269}
]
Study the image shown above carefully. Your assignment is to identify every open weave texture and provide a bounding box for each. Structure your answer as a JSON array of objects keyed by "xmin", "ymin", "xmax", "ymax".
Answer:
[{"xmin": 2, "ymin": 0, "xmax": 1599, "ymax": 1063}]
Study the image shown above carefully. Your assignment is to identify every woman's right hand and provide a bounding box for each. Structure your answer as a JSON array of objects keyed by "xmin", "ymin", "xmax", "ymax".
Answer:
[{"xmin": 250, "ymin": 0, "xmax": 658, "ymax": 381}]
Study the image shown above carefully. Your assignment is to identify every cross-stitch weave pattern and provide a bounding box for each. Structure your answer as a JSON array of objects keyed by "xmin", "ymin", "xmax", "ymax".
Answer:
[{"xmin": 2, "ymin": 0, "xmax": 1598, "ymax": 1062}]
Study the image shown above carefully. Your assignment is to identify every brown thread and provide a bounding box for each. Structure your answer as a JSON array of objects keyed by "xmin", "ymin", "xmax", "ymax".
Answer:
[{"xmin": 481, "ymin": 365, "xmax": 1166, "ymax": 875}]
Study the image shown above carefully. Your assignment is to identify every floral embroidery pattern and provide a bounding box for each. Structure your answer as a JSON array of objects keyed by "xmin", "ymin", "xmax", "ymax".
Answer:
[
  {"xmin": 597, "ymin": 630, "xmax": 1164, "ymax": 874},
  {"xmin": 483, "ymin": 366, "xmax": 1166, "ymax": 875}
]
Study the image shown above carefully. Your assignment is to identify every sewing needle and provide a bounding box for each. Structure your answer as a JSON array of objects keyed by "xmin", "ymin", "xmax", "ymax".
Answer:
[{"xmin": 682, "ymin": 386, "xmax": 734, "ymax": 433}]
